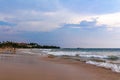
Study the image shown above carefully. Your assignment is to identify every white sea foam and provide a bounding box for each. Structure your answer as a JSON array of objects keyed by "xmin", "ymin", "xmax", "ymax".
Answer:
[
  {"xmin": 79, "ymin": 54, "xmax": 108, "ymax": 59},
  {"xmin": 46, "ymin": 51, "xmax": 108, "ymax": 59},
  {"xmin": 18, "ymin": 49, "xmax": 120, "ymax": 73},
  {"xmin": 18, "ymin": 49, "xmax": 47, "ymax": 55},
  {"xmin": 19, "ymin": 49, "xmax": 120, "ymax": 60},
  {"xmin": 39, "ymin": 49, "xmax": 52, "ymax": 53},
  {"xmin": 86, "ymin": 61, "xmax": 120, "ymax": 73},
  {"xmin": 47, "ymin": 51, "xmax": 77, "ymax": 56},
  {"xmin": 18, "ymin": 49, "xmax": 33, "ymax": 54}
]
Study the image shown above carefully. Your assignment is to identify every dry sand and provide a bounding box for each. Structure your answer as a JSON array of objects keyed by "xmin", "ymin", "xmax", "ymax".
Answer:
[{"xmin": 0, "ymin": 54, "xmax": 119, "ymax": 80}]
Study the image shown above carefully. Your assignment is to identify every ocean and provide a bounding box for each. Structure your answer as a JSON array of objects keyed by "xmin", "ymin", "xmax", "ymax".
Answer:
[{"xmin": 18, "ymin": 48, "xmax": 120, "ymax": 73}]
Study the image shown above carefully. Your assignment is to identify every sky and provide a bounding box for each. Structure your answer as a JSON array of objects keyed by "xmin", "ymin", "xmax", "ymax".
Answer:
[{"xmin": 1, "ymin": 0, "xmax": 120, "ymax": 48}]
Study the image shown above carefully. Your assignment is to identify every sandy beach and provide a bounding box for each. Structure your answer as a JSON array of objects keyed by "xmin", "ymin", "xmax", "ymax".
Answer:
[{"xmin": 0, "ymin": 52, "xmax": 119, "ymax": 80}]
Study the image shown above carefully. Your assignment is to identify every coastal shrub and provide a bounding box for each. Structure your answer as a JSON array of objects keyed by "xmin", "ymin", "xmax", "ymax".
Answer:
[{"xmin": 0, "ymin": 41, "xmax": 60, "ymax": 49}]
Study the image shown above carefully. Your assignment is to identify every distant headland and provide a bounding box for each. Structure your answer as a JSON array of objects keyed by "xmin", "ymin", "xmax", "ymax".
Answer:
[{"xmin": 0, "ymin": 41, "xmax": 60, "ymax": 49}]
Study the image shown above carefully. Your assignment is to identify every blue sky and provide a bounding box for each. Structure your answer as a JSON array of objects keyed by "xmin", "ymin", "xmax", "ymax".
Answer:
[{"xmin": 1, "ymin": 0, "xmax": 120, "ymax": 48}]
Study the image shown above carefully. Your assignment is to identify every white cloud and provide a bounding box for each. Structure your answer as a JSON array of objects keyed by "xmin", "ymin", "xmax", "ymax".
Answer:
[
  {"xmin": 1, "ymin": 4, "xmax": 120, "ymax": 33},
  {"xmin": 68, "ymin": 12, "xmax": 120, "ymax": 30},
  {"xmin": 14, "ymin": 10, "xmax": 73, "ymax": 32},
  {"xmin": 96, "ymin": 12, "xmax": 120, "ymax": 28},
  {"xmin": 16, "ymin": 21, "xmax": 60, "ymax": 32},
  {"xmin": 0, "ymin": 9, "xmax": 85, "ymax": 32},
  {"xmin": 0, "ymin": 10, "xmax": 65, "ymax": 32}
]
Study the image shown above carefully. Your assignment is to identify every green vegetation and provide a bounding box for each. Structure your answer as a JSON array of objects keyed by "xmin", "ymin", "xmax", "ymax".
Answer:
[{"xmin": 0, "ymin": 41, "xmax": 60, "ymax": 49}]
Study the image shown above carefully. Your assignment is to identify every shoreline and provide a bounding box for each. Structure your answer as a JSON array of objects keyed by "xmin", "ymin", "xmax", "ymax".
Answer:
[
  {"xmin": 46, "ymin": 54, "xmax": 120, "ymax": 73},
  {"xmin": 0, "ymin": 51, "xmax": 119, "ymax": 80},
  {"xmin": 42, "ymin": 56, "xmax": 120, "ymax": 80},
  {"xmin": 0, "ymin": 50, "xmax": 120, "ymax": 80}
]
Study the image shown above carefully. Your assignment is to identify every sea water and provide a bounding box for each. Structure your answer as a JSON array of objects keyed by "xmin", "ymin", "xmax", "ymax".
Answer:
[{"xmin": 19, "ymin": 48, "xmax": 120, "ymax": 73}]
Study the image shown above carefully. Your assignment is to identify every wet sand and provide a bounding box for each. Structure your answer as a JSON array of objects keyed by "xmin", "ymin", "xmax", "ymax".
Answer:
[{"xmin": 0, "ymin": 54, "xmax": 119, "ymax": 80}]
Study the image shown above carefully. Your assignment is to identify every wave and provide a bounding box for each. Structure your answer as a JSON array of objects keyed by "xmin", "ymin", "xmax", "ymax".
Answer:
[
  {"xmin": 86, "ymin": 61, "xmax": 120, "ymax": 73},
  {"xmin": 18, "ymin": 49, "xmax": 120, "ymax": 73}
]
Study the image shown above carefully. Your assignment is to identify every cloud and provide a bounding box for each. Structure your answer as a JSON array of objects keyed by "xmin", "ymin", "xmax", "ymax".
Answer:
[
  {"xmin": 2, "ymin": 10, "xmax": 120, "ymax": 32},
  {"xmin": 63, "ymin": 12, "xmax": 120, "ymax": 31},
  {"xmin": 0, "ymin": 0, "xmax": 92, "ymax": 33},
  {"xmin": 0, "ymin": 21, "xmax": 15, "ymax": 26},
  {"xmin": 0, "ymin": 8, "xmax": 84, "ymax": 32},
  {"xmin": 13, "ymin": 10, "xmax": 76, "ymax": 32},
  {"xmin": 0, "ymin": 0, "xmax": 60, "ymax": 13},
  {"xmin": 96, "ymin": 12, "xmax": 120, "ymax": 28},
  {"xmin": 0, "ymin": 0, "xmax": 66, "ymax": 32},
  {"xmin": 60, "ymin": 0, "xmax": 120, "ymax": 14},
  {"xmin": 0, "ymin": 0, "xmax": 120, "ymax": 33},
  {"xmin": 80, "ymin": 20, "xmax": 97, "ymax": 27},
  {"xmin": 63, "ymin": 19, "xmax": 105, "ymax": 29}
]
